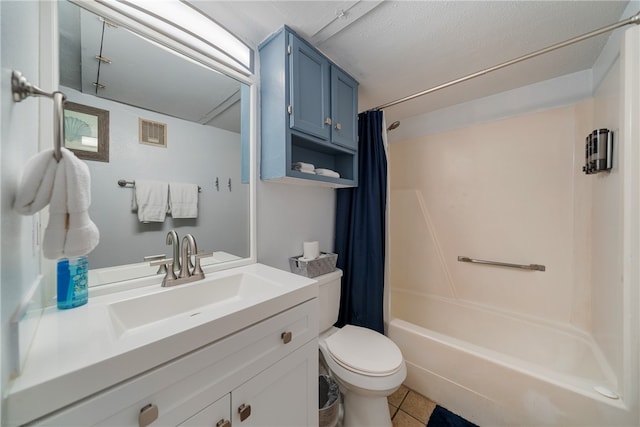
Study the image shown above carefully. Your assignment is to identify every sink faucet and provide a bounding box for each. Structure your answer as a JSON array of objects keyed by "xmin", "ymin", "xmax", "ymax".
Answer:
[{"xmin": 150, "ymin": 233, "xmax": 212, "ymax": 287}]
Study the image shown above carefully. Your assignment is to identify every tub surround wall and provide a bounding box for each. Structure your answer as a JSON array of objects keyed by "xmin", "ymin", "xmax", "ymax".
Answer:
[
  {"xmin": 590, "ymin": 53, "xmax": 624, "ymax": 393},
  {"xmin": 617, "ymin": 23, "xmax": 640, "ymax": 419},
  {"xmin": 390, "ymin": 102, "xmax": 592, "ymax": 327},
  {"xmin": 388, "ymin": 21, "xmax": 640, "ymax": 426}
]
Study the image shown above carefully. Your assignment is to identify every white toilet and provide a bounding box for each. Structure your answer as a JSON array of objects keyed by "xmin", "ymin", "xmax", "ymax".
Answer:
[{"xmin": 316, "ymin": 269, "xmax": 406, "ymax": 427}]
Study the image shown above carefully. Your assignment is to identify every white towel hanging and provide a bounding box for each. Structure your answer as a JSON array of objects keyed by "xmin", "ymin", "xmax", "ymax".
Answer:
[
  {"xmin": 132, "ymin": 180, "xmax": 169, "ymax": 223},
  {"xmin": 168, "ymin": 182, "xmax": 199, "ymax": 218},
  {"xmin": 42, "ymin": 148, "xmax": 100, "ymax": 259}
]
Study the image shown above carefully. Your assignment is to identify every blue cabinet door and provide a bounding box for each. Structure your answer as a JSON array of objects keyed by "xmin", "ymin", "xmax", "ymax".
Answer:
[
  {"xmin": 330, "ymin": 67, "xmax": 358, "ymax": 151},
  {"xmin": 288, "ymin": 34, "xmax": 330, "ymax": 141}
]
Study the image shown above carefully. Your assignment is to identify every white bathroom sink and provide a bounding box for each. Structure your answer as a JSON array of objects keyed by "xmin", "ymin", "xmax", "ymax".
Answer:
[
  {"xmin": 108, "ymin": 271, "xmax": 282, "ymax": 335},
  {"xmin": 8, "ymin": 263, "xmax": 317, "ymax": 427}
]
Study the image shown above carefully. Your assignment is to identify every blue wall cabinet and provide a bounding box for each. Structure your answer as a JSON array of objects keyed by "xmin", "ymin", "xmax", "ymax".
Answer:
[
  {"xmin": 330, "ymin": 67, "xmax": 358, "ymax": 151},
  {"xmin": 260, "ymin": 26, "xmax": 359, "ymax": 188},
  {"xmin": 289, "ymin": 34, "xmax": 330, "ymax": 141}
]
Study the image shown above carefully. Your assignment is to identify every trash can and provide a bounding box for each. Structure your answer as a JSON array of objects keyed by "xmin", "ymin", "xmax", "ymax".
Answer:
[{"xmin": 319, "ymin": 374, "xmax": 340, "ymax": 427}]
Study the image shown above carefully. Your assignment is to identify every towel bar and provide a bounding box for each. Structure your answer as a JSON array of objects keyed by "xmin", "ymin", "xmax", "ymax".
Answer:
[
  {"xmin": 118, "ymin": 179, "xmax": 202, "ymax": 192},
  {"xmin": 11, "ymin": 70, "xmax": 66, "ymax": 162},
  {"xmin": 458, "ymin": 256, "xmax": 546, "ymax": 271}
]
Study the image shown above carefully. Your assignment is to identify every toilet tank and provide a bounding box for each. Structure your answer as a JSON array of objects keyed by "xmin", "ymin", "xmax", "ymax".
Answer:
[{"xmin": 315, "ymin": 269, "xmax": 343, "ymax": 333}]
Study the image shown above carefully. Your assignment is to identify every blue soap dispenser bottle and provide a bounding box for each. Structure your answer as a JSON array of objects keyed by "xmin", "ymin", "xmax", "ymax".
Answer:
[{"xmin": 57, "ymin": 256, "xmax": 88, "ymax": 309}]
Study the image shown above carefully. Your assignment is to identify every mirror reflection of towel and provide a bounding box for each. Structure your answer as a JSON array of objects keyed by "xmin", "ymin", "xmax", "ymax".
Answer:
[
  {"xmin": 132, "ymin": 180, "xmax": 169, "ymax": 223},
  {"xmin": 168, "ymin": 182, "xmax": 198, "ymax": 218}
]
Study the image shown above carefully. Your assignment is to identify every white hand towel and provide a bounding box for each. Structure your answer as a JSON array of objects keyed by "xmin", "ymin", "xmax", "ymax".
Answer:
[
  {"xmin": 42, "ymin": 148, "xmax": 100, "ymax": 259},
  {"xmin": 131, "ymin": 180, "xmax": 169, "ymax": 223},
  {"xmin": 14, "ymin": 148, "xmax": 58, "ymax": 215},
  {"xmin": 168, "ymin": 182, "xmax": 198, "ymax": 218},
  {"xmin": 315, "ymin": 168, "xmax": 340, "ymax": 178}
]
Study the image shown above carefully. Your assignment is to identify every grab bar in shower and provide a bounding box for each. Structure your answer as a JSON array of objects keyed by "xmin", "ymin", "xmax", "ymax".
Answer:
[
  {"xmin": 457, "ymin": 256, "xmax": 546, "ymax": 272},
  {"xmin": 11, "ymin": 70, "xmax": 66, "ymax": 162}
]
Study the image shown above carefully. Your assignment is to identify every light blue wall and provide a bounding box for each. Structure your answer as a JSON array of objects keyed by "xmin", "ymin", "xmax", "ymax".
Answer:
[
  {"xmin": 257, "ymin": 182, "xmax": 336, "ymax": 272},
  {"xmin": 0, "ymin": 0, "xmax": 43, "ymax": 415}
]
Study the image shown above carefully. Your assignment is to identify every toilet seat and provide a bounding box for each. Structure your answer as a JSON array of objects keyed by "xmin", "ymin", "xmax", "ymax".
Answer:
[{"xmin": 324, "ymin": 325, "xmax": 404, "ymax": 377}]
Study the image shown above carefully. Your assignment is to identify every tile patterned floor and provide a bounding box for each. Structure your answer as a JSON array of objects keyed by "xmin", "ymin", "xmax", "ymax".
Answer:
[{"xmin": 388, "ymin": 385, "xmax": 438, "ymax": 427}]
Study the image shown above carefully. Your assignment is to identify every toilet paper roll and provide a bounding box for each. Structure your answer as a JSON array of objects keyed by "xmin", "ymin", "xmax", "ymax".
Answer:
[{"xmin": 303, "ymin": 241, "xmax": 320, "ymax": 260}]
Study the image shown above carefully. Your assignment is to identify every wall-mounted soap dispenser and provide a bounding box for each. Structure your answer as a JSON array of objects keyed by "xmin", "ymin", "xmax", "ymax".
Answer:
[{"xmin": 583, "ymin": 128, "xmax": 613, "ymax": 174}]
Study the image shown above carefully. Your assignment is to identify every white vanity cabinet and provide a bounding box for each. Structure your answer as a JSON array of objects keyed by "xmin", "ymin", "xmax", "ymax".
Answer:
[{"xmin": 31, "ymin": 299, "xmax": 318, "ymax": 427}]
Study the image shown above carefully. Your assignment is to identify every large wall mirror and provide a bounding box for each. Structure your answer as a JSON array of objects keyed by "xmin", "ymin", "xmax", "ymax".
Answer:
[{"xmin": 57, "ymin": 0, "xmax": 254, "ymax": 286}]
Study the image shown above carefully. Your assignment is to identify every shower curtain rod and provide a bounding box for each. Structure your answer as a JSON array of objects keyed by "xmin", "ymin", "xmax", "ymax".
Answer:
[{"xmin": 374, "ymin": 11, "xmax": 640, "ymax": 111}]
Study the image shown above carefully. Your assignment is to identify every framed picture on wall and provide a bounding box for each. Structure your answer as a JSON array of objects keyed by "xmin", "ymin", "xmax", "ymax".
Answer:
[{"xmin": 63, "ymin": 101, "xmax": 110, "ymax": 162}]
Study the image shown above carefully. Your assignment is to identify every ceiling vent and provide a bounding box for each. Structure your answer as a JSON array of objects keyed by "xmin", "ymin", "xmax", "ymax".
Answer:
[{"xmin": 139, "ymin": 118, "xmax": 167, "ymax": 147}]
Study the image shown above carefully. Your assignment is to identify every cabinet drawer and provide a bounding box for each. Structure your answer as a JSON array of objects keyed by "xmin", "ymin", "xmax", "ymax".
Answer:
[
  {"xmin": 34, "ymin": 299, "xmax": 318, "ymax": 426},
  {"xmin": 178, "ymin": 393, "xmax": 229, "ymax": 427}
]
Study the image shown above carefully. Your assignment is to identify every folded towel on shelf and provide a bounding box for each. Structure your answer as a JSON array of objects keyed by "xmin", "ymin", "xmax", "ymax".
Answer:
[
  {"xmin": 131, "ymin": 180, "xmax": 169, "ymax": 223},
  {"xmin": 292, "ymin": 161, "xmax": 315, "ymax": 172},
  {"xmin": 42, "ymin": 148, "xmax": 100, "ymax": 259},
  {"xmin": 315, "ymin": 168, "xmax": 340, "ymax": 179},
  {"xmin": 14, "ymin": 148, "xmax": 59, "ymax": 215},
  {"xmin": 168, "ymin": 182, "xmax": 199, "ymax": 218}
]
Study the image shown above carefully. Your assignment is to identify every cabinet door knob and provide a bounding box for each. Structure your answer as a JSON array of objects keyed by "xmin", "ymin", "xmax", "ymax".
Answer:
[
  {"xmin": 216, "ymin": 419, "xmax": 231, "ymax": 427},
  {"xmin": 334, "ymin": 123, "xmax": 342, "ymax": 131},
  {"xmin": 324, "ymin": 117, "xmax": 332, "ymax": 126},
  {"xmin": 281, "ymin": 331, "xmax": 293, "ymax": 344},
  {"xmin": 238, "ymin": 403, "xmax": 252, "ymax": 422},
  {"xmin": 138, "ymin": 403, "xmax": 159, "ymax": 427}
]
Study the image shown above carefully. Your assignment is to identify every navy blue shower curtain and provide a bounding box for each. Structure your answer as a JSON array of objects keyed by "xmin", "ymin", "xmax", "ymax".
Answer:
[{"xmin": 334, "ymin": 110, "xmax": 387, "ymax": 334}]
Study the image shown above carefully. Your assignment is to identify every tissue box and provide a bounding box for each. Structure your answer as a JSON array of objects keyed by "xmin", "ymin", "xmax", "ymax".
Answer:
[{"xmin": 289, "ymin": 252, "xmax": 337, "ymax": 278}]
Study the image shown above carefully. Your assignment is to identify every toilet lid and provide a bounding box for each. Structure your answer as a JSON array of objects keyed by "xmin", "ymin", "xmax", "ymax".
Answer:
[{"xmin": 325, "ymin": 325, "xmax": 403, "ymax": 376}]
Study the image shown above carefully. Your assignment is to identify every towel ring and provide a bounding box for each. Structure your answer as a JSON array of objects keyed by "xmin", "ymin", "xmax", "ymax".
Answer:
[{"xmin": 11, "ymin": 70, "xmax": 67, "ymax": 162}]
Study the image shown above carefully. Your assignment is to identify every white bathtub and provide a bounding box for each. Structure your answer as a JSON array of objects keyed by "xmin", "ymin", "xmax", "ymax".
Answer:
[{"xmin": 388, "ymin": 289, "xmax": 633, "ymax": 426}]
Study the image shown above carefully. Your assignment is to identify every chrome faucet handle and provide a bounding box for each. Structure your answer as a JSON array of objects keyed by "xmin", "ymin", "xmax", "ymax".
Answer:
[
  {"xmin": 144, "ymin": 254, "xmax": 167, "ymax": 274},
  {"xmin": 149, "ymin": 258, "xmax": 178, "ymax": 287},
  {"xmin": 193, "ymin": 252, "xmax": 213, "ymax": 277}
]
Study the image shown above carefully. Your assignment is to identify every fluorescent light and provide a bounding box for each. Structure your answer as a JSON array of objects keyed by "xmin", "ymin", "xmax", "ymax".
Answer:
[{"xmin": 99, "ymin": 0, "xmax": 252, "ymax": 73}]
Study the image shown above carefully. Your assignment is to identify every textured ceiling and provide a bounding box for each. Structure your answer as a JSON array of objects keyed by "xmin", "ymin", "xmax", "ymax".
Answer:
[{"xmin": 193, "ymin": 0, "xmax": 633, "ymax": 123}]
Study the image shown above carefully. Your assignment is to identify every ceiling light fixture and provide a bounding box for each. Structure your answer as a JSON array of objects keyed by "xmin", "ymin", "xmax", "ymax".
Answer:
[{"xmin": 95, "ymin": 0, "xmax": 252, "ymax": 74}]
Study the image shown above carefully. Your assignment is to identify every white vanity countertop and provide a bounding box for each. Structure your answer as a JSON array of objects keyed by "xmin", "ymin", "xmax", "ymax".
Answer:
[{"xmin": 6, "ymin": 263, "xmax": 317, "ymax": 426}]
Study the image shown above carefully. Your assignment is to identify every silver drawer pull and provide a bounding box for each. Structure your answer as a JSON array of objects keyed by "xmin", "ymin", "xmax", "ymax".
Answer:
[
  {"xmin": 334, "ymin": 123, "xmax": 342, "ymax": 130},
  {"xmin": 216, "ymin": 419, "xmax": 231, "ymax": 427},
  {"xmin": 138, "ymin": 403, "xmax": 158, "ymax": 427},
  {"xmin": 324, "ymin": 117, "xmax": 332, "ymax": 125},
  {"xmin": 281, "ymin": 331, "xmax": 292, "ymax": 344},
  {"xmin": 238, "ymin": 403, "xmax": 252, "ymax": 422}
]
